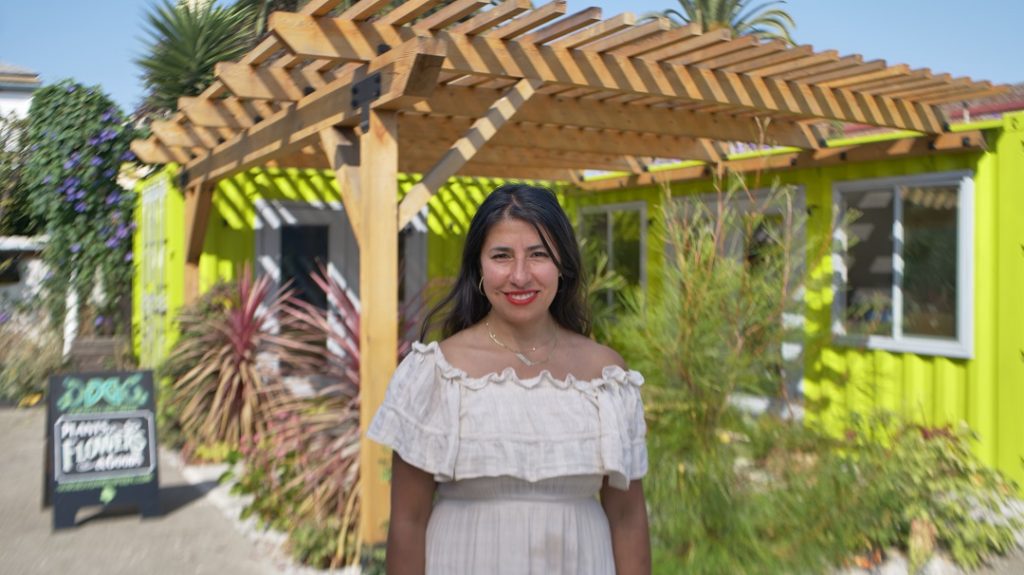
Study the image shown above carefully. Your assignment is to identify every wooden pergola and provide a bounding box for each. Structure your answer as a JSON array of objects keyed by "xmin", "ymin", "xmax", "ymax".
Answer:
[{"xmin": 131, "ymin": 0, "xmax": 1004, "ymax": 544}]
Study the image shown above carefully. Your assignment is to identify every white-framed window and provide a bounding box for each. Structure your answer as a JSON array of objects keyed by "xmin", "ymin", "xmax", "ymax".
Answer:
[
  {"xmin": 832, "ymin": 171, "xmax": 974, "ymax": 358},
  {"xmin": 579, "ymin": 202, "xmax": 647, "ymax": 305}
]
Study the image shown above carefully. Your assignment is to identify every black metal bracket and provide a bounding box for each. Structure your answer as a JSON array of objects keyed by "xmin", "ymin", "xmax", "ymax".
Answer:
[{"xmin": 351, "ymin": 73, "xmax": 382, "ymax": 133}]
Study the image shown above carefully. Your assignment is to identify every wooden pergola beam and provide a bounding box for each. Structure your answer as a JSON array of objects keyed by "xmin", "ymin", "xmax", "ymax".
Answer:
[
  {"xmin": 398, "ymin": 116, "xmax": 721, "ymax": 160},
  {"xmin": 183, "ymin": 37, "xmax": 446, "ymax": 190},
  {"xmin": 579, "ymin": 129, "xmax": 987, "ymax": 191},
  {"xmin": 266, "ymin": 14, "xmax": 945, "ymax": 132},
  {"xmin": 131, "ymin": 138, "xmax": 192, "ymax": 165},
  {"xmin": 398, "ymin": 78, "xmax": 542, "ymax": 228},
  {"xmin": 179, "ymin": 96, "xmax": 252, "ymax": 129},
  {"xmin": 409, "ymin": 87, "xmax": 820, "ymax": 147}
]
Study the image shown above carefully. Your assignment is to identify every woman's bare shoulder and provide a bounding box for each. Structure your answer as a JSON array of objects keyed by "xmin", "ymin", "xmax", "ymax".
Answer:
[
  {"xmin": 560, "ymin": 331, "xmax": 626, "ymax": 370},
  {"xmin": 437, "ymin": 325, "xmax": 492, "ymax": 370}
]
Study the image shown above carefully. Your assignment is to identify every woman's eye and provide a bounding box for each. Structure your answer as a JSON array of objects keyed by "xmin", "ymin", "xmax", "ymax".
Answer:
[
  {"xmin": 491, "ymin": 253, "xmax": 511, "ymax": 260},
  {"xmin": 531, "ymin": 251, "xmax": 550, "ymax": 258}
]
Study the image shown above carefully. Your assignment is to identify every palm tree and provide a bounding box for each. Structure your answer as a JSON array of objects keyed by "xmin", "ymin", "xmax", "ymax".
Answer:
[
  {"xmin": 136, "ymin": 0, "xmax": 256, "ymax": 113},
  {"xmin": 233, "ymin": 0, "xmax": 304, "ymax": 39},
  {"xmin": 650, "ymin": 0, "xmax": 796, "ymax": 45}
]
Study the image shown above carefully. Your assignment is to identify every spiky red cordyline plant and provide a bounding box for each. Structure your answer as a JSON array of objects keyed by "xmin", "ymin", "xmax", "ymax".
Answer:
[
  {"xmin": 252, "ymin": 266, "xmax": 429, "ymax": 566},
  {"xmin": 167, "ymin": 269, "xmax": 322, "ymax": 450}
]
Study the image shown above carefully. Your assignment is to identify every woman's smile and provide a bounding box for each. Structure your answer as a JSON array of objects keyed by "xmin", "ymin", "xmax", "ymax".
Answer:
[{"xmin": 504, "ymin": 290, "xmax": 539, "ymax": 305}]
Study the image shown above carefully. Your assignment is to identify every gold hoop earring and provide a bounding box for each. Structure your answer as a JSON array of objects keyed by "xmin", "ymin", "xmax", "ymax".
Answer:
[{"xmin": 478, "ymin": 276, "xmax": 485, "ymax": 294}]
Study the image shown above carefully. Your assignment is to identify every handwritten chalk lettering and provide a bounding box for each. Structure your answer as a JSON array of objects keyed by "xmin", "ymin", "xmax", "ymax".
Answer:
[
  {"xmin": 53, "ymin": 411, "xmax": 156, "ymax": 485},
  {"xmin": 56, "ymin": 374, "xmax": 149, "ymax": 412},
  {"xmin": 61, "ymin": 418, "xmax": 149, "ymax": 475}
]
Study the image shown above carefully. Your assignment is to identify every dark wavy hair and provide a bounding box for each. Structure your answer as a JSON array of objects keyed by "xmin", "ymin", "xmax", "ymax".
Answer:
[{"xmin": 420, "ymin": 183, "xmax": 591, "ymax": 340}]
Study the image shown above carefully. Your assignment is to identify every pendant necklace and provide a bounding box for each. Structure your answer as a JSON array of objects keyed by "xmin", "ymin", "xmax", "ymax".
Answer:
[{"xmin": 485, "ymin": 321, "xmax": 557, "ymax": 367}]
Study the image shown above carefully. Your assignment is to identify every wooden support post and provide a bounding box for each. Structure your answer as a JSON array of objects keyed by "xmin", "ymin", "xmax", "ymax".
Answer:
[
  {"xmin": 184, "ymin": 260, "xmax": 200, "ymax": 304},
  {"xmin": 183, "ymin": 182, "xmax": 213, "ymax": 304},
  {"xmin": 319, "ymin": 127, "xmax": 363, "ymax": 245},
  {"xmin": 359, "ymin": 109, "xmax": 399, "ymax": 546}
]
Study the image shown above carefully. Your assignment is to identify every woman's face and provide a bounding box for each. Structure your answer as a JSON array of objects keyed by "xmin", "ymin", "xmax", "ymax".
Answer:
[{"xmin": 479, "ymin": 217, "xmax": 560, "ymax": 325}]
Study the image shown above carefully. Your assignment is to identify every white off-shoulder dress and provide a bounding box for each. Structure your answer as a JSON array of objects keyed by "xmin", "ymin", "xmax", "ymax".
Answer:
[{"xmin": 367, "ymin": 341, "xmax": 648, "ymax": 575}]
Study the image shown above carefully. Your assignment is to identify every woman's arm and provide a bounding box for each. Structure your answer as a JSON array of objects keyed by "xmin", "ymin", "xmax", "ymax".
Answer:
[
  {"xmin": 385, "ymin": 452, "xmax": 437, "ymax": 575},
  {"xmin": 600, "ymin": 478, "xmax": 652, "ymax": 575}
]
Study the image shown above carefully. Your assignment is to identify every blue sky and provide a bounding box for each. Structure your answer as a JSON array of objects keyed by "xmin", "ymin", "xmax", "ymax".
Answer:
[{"xmin": 1, "ymin": 0, "xmax": 1020, "ymax": 113}]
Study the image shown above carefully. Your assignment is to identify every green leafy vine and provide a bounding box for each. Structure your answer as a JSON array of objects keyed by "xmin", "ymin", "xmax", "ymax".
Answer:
[{"xmin": 22, "ymin": 80, "xmax": 137, "ymax": 333}]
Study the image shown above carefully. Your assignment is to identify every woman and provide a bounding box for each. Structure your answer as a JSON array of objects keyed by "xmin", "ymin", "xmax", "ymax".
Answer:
[{"xmin": 368, "ymin": 183, "xmax": 650, "ymax": 574}]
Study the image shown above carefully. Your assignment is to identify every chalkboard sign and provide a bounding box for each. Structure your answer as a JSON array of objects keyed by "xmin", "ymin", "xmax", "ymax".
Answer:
[{"xmin": 45, "ymin": 371, "xmax": 160, "ymax": 529}]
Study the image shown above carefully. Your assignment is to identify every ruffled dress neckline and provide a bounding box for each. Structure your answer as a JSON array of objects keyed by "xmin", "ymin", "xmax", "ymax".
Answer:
[{"xmin": 412, "ymin": 340, "xmax": 644, "ymax": 391}]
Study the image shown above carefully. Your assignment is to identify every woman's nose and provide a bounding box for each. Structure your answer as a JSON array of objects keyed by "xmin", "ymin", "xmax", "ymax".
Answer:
[{"xmin": 510, "ymin": 258, "xmax": 529, "ymax": 284}]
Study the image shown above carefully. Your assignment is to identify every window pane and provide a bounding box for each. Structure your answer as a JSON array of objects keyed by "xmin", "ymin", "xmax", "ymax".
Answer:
[
  {"xmin": 611, "ymin": 210, "xmax": 642, "ymax": 285},
  {"xmin": 282, "ymin": 225, "xmax": 328, "ymax": 310},
  {"xmin": 901, "ymin": 184, "xmax": 958, "ymax": 338},
  {"xmin": 843, "ymin": 190, "xmax": 894, "ymax": 336}
]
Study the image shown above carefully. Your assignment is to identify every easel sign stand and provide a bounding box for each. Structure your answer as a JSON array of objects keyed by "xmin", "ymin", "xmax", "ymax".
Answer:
[{"xmin": 44, "ymin": 371, "xmax": 160, "ymax": 529}]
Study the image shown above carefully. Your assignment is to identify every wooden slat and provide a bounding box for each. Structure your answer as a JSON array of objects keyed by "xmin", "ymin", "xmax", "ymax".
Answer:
[
  {"xmin": 582, "ymin": 18, "xmax": 669, "ymax": 54},
  {"xmin": 611, "ymin": 22, "xmax": 700, "ymax": 57},
  {"xmin": 306, "ymin": 0, "xmax": 347, "ymax": 16},
  {"xmin": 638, "ymin": 27, "xmax": 732, "ymax": 61},
  {"xmin": 131, "ymin": 138, "xmax": 191, "ymax": 164},
  {"xmin": 550, "ymin": 13, "xmax": 635, "ymax": 49},
  {"xmin": 694, "ymin": 40, "xmax": 786, "ymax": 69},
  {"xmin": 667, "ymin": 35, "xmax": 756, "ymax": 65},
  {"xmin": 819, "ymin": 64, "xmax": 910, "ymax": 89},
  {"xmin": 179, "ymin": 97, "xmax": 251, "ymax": 129},
  {"xmin": 183, "ymin": 37, "xmax": 446, "ymax": 190},
  {"xmin": 520, "ymin": 7, "xmax": 602, "ymax": 44},
  {"xmin": 398, "ymin": 115, "xmax": 720, "ymax": 159},
  {"xmin": 579, "ymin": 130, "xmax": 987, "ymax": 192},
  {"xmin": 774, "ymin": 55, "xmax": 863, "ymax": 81},
  {"xmin": 408, "ymin": 86, "xmax": 820, "ymax": 146},
  {"xmin": 752, "ymin": 50, "xmax": 838, "ymax": 78},
  {"xmin": 489, "ymin": 0, "xmax": 567, "ymax": 40},
  {"xmin": 215, "ymin": 62, "xmax": 306, "ymax": 100},
  {"xmin": 726, "ymin": 44, "xmax": 814, "ymax": 74},
  {"xmin": 921, "ymin": 86, "xmax": 1006, "ymax": 105},
  {"xmin": 398, "ymin": 78, "xmax": 542, "ymax": 227},
  {"xmin": 379, "ymin": 0, "xmax": 446, "ymax": 26},
  {"xmin": 414, "ymin": 0, "xmax": 489, "ymax": 33},
  {"xmin": 151, "ymin": 120, "xmax": 215, "ymax": 150},
  {"xmin": 452, "ymin": 0, "xmax": 532, "ymax": 34},
  {"xmin": 338, "ymin": 0, "xmax": 393, "ymax": 21},
  {"xmin": 852, "ymin": 71, "xmax": 934, "ymax": 94}
]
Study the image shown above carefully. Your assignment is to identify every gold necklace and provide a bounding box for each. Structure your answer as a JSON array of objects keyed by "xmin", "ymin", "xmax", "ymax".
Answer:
[{"xmin": 485, "ymin": 321, "xmax": 558, "ymax": 367}]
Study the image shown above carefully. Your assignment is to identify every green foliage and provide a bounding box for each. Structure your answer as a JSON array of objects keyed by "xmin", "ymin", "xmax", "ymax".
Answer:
[
  {"xmin": 0, "ymin": 113, "xmax": 40, "ymax": 236},
  {"xmin": 156, "ymin": 281, "xmax": 237, "ymax": 450},
  {"xmin": 21, "ymin": 81, "xmax": 136, "ymax": 331},
  {"xmin": 0, "ymin": 307, "xmax": 65, "ymax": 403},
  {"xmin": 609, "ymin": 172, "xmax": 1019, "ymax": 572},
  {"xmin": 836, "ymin": 414, "xmax": 1022, "ymax": 570},
  {"xmin": 648, "ymin": 0, "xmax": 796, "ymax": 44},
  {"xmin": 232, "ymin": 0, "xmax": 303, "ymax": 39},
  {"xmin": 229, "ymin": 268, "xmax": 425, "ymax": 568},
  {"xmin": 137, "ymin": 0, "xmax": 256, "ymax": 113},
  {"xmin": 162, "ymin": 271, "xmax": 320, "ymax": 450},
  {"xmin": 610, "ymin": 178, "xmax": 815, "ymax": 451}
]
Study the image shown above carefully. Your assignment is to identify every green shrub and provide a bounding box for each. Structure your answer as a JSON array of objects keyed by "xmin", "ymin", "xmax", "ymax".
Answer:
[
  {"xmin": 836, "ymin": 414, "xmax": 1022, "ymax": 570},
  {"xmin": 608, "ymin": 175, "xmax": 1020, "ymax": 572},
  {"xmin": 0, "ymin": 308, "xmax": 64, "ymax": 403}
]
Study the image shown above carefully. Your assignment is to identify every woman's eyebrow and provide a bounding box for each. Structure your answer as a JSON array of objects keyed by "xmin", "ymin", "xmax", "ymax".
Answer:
[{"xmin": 487, "ymin": 243, "xmax": 547, "ymax": 252}]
